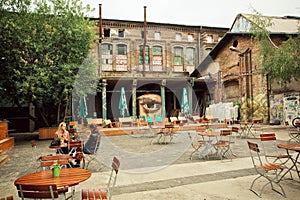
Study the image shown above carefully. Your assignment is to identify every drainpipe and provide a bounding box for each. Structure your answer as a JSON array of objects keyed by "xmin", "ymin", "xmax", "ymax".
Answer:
[
  {"xmin": 98, "ymin": 4, "xmax": 102, "ymax": 76},
  {"xmin": 143, "ymin": 6, "xmax": 147, "ymax": 76}
]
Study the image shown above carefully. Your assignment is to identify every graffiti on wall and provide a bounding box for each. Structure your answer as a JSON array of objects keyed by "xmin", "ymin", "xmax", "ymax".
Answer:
[{"xmin": 269, "ymin": 94, "xmax": 284, "ymax": 124}]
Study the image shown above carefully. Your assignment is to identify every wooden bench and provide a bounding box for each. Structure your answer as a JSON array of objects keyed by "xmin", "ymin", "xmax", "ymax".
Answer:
[
  {"xmin": 87, "ymin": 118, "xmax": 103, "ymax": 126},
  {"xmin": 103, "ymin": 120, "xmax": 119, "ymax": 128},
  {"xmin": 119, "ymin": 117, "xmax": 133, "ymax": 127}
]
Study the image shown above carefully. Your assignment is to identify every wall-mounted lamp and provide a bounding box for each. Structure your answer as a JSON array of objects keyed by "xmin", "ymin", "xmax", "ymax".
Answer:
[
  {"xmin": 229, "ymin": 46, "xmax": 241, "ymax": 53},
  {"xmin": 230, "ymin": 46, "xmax": 250, "ymax": 56}
]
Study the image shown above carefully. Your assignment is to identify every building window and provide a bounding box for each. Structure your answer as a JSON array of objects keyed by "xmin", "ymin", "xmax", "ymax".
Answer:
[
  {"xmin": 116, "ymin": 44, "xmax": 127, "ymax": 71},
  {"xmin": 174, "ymin": 47, "xmax": 183, "ymax": 65},
  {"xmin": 186, "ymin": 47, "xmax": 195, "ymax": 66},
  {"xmin": 117, "ymin": 44, "xmax": 126, "ymax": 55},
  {"xmin": 152, "ymin": 46, "xmax": 163, "ymax": 71},
  {"xmin": 154, "ymin": 32, "xmax": 161, "ymax": 40},
  {"xmin": 118, "ymin": 29, "xmax": 125, "ymax": 38},
  {"xmin": 188, "ymin": 34, "xmax": 194, "ymax": 42},
  {"xmin": 101, "ymin": 43, "xmax": 113, "ymax": 71},
  {"xmin": 175, "ymin": 33, "xmax": 182, "ymax": 41},
  {"xmin": 205, "ymin": 48, "xmax": 212, "ymax": 57},
  {"xmin": 104, "ymin": 28, "xmax": 110, "ymax": 37},
  {"xmin": 206, "ymin": 35, "xmax": 213, "ymax": 43},
  {"xmin": 139, "ymin": 45, "xmax": 149, "ymax": 65}
]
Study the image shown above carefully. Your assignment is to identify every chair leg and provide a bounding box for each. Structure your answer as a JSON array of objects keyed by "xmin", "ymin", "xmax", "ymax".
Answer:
[{"xmin": 250, "ymin": 173, "xmax": 286, "ymax": 198}]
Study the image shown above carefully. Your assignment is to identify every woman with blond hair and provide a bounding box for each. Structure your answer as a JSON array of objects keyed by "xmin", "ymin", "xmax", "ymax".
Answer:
[{"xmin": 55, "ymin": 122, "xmax": 70, "ymax": 154}]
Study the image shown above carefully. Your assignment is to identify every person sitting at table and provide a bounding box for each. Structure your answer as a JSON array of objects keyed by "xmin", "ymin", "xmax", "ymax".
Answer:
[
  {"xmin": 55, "ymin": 122, "xmax": 70, "ymax": 154},
  {"xmin": 83, "ymin": 124, "xmax": 100, "ymax": 154}
]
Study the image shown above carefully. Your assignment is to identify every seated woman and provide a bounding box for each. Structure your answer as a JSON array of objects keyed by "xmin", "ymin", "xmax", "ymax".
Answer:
[
  {"xmin": 55, "ymin": 122, "xmax": 70, "ymax": 154},
  {"xmin": 83, "ymin": 124, "xmax": 100, "ymax": 154}
]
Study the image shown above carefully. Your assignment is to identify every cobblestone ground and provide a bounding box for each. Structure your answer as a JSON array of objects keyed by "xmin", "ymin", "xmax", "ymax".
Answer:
[{"xmin": 0, "ymin": 124, "xmax": 291, "ymax": 198}]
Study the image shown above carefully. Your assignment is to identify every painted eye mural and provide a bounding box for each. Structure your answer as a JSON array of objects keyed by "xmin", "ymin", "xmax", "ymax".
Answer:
[{"xmin": 138, "ymin": 94, "xmax": 162, "ymax": 119}]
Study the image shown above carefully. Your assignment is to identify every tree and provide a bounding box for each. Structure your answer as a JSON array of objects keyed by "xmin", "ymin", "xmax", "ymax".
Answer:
[
  {"xmin": 250, "ymin": 12, "xmax": 300, "ymax": 84},
  {"xmin": 0, "ymin": 0, "xmax": 98, "ymax": 127}
]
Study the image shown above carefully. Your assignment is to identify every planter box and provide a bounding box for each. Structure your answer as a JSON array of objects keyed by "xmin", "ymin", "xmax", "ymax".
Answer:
[
  {"xmin": 0, "ymin": 121, "xmax": 8, "ymax": 140},
  {"xmin": 39, "ymin": 127, "xmax": 57, "ymax": 140}
]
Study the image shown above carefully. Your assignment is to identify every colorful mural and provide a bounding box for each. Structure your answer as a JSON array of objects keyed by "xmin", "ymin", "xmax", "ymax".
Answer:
[{"xmin": 138, "ymin": 94, "xmax": 162, "ymax": 120}]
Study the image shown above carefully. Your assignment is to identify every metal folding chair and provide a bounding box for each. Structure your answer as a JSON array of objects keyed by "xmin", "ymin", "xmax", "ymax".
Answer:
[
  {"xmin": 0, "ymin": 195, "xmax": 13, "ymax": 200},
  {"xmin": 259, "ymin": 133, "xmax": 293, "ymax": 179},
  {"xmin": 39, "ymin": 154, "xmax": 73, "ymax": 170},
  {"xmin": 214, "ymin": 129, "xmax": 233, "ymax": 160},
  {"xmin": 82, "ymin": 156, "xmax": 121, "ymax": 200},
  {"xmin": 84, "ymin": 132, "xmax": 102, "ymax": 171},
  {"xmin": 187, "ymin": 132, "xmax": 205, "ymax": 160},
  {"xmin": 285, "ymin": 121, "xmax": 300, "ymax": 143},
  {"xmin": 16, "ymin": 184, "xmax": 59, "ymax": 200},
  {"xmin": 231, "ymin": 126, "xmax": 239, "ymax": 142},
  {"xmin": 247, "ymin": 141, "xmax": 286, "ymax": 198}
]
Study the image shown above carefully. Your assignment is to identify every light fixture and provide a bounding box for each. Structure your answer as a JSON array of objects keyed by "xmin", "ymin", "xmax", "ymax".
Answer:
[{"xmin": 229, "ymin": 46, "xmax": 241, "ymax": 53}]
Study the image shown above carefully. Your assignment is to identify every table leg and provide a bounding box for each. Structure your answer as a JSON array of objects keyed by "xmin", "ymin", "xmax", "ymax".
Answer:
[
  {"xmin": 199, "ymin": 137, "xmax": 217, "ymax": 160},
  {"xmin": 247, "ymin": 123, "xmax": 256, "ymax": 138},
  {"xmin": 280, "ymin": 151, "xmax": 300, "ymax": 181}
]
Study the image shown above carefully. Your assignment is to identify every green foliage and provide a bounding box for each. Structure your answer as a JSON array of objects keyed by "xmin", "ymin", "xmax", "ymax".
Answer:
[
  {"xmin": 0, "ymin": 0, "xmax": 98, "ymax": 126},
  {"xmin": 250, "ymin": 11, "xmax": 300, "ymax": 84}
]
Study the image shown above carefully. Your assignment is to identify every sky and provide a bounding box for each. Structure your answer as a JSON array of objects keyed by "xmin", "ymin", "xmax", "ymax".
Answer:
[{"xmin": 82, "ymin": 0, "xmax": 300, "ymax": 28}]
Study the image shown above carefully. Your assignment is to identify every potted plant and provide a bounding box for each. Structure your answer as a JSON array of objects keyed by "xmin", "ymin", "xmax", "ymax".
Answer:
[{"xmin": 51, "ymin": 160, "xmax": 61, "ymax": 177}]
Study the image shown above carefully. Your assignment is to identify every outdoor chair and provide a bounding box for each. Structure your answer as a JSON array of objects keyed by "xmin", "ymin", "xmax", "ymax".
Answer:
[
  {"xmin": 118, "ymin": 117, "xmax": 133, "ymax": 127},
  {"xmin": 0, "ymin": 195, "xmax": 13, "ymax": 200},
  {"xmin": 192, "ymin": 115, "xmax": 200, "ymax": 123},
  {"xmin": 16, "ymin": 184, "xmax": 59, "ymax": 200},
  {"xmin": 151, "ymin": 124, "xmax": 177, "ymax": 144},
  {"xmin": 216, "ymin": 123, "xmax": 228, "ymax": 129},
  {"xmin": 83, "ymin": 132, "xmax": 102, "ymax": 171},
  {"xmin": 247, "ymin": 141, "xmax": 286, "ymax": 198},
  {"xmin": 68, "ymin": 140, "xmax": 85, "ymax": 168},
  {"xmin": 214, "ymin": 129, "xmax": 233, "ymax": 160},
  {"xmin": 259, "ymin": 133, "xmax": 292, "ymax": 179},
  {"xmin": 39, "ymin": 154, "xmax": 73, "ymax": 170},
  {"xmin": 252, "ymin": 117, "xmax": 263, "ymax": 135},
  {"xmin": 231, "ymin": 126, "xmax": 239, "ymax": 141},
  {"xmin": 178, "ymin": 116, "xmax": 188, "ymax": 125},
  {"xmin": 87, "ymin": 118, "xmax": 103, "ymax": 127},
  {"xmin": 188, "ymin": 132, "xmax": 205, "ymax": 160},
  {"xmin": 170, "ymin": 117, "xmax": 180, "ymax": 125},
  {"xmin": 285, "ymin": 121, "xmax": 300, "ymax": 143},
  {"xmin": 37, "ymin": 155, "xmax": 71, "ymax": 198},
  {"xmin": 82, "ymin": 156, "xmax": 121, "ymax": 200},
  {"xmin": 103, "ymin": 119, "xmax": 119, "ymax": 128}
]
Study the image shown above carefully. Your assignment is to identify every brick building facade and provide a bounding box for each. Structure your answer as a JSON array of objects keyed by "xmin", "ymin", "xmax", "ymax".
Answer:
[
  {"xmin": 76, "ymin": 18, "xmax": 228, "ymax": 122},
  {"xmin": 192, "ymin": 14, "xmax": 300, "ymax": 123}
]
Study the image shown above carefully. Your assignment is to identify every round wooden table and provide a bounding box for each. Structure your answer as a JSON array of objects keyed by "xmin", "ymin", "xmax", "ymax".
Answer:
[{"xmin": 14, "ymin": 168, "xmax": 91, "ymax": 188}]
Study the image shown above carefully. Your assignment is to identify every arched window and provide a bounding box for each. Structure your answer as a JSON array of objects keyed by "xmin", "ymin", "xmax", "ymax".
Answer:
[{"xmin": 101, "ymin": 43, "xmax": 113, "ymax": 71}]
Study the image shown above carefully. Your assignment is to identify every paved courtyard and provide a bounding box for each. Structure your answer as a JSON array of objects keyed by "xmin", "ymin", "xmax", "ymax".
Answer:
[{"xmin": 1, "ymin": 124, "xmax": 299, "ymax": 199}]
